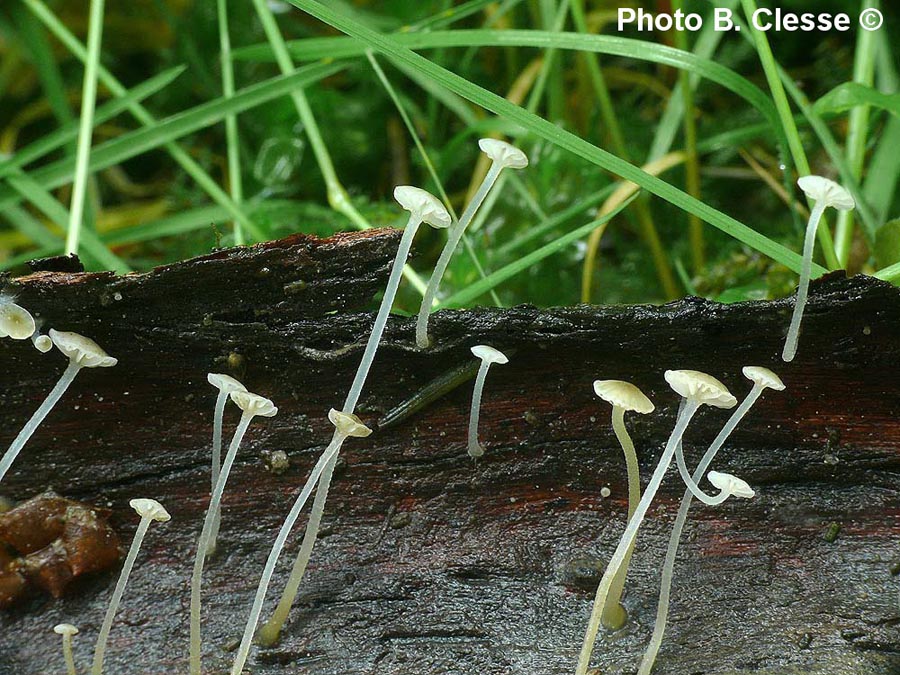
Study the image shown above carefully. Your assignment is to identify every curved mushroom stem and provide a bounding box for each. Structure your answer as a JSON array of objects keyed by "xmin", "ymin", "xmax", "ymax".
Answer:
[
  {"xmin": 600, "ymin": 405, "xmax": 641, "ymax": 630},
  {"xmin": 231, "ymin": 429, "xmax": 349, "ymax": 675},
  {"xmin": 91, "ymin": 516, "xmax": 152, "ymax": 675},
  {"xmin": 576, "ymin": 400, "xmax": 700, "ymax": 675},
  {"xmin": 190, "ymin": 412, "xmax": 255, "ymax": 675},
  {"xmin": 415, "ymin": 163, "xmax": 503, "ymax": 349},
  {"xmin": 255, "ymin": 451, "xmax": 337, "ymax": 646},
  {"xmin": 638, "ymin": 383, "xmax": 765, "ymax": 675},
  {"xmin": 782, "ymin": 201, "xmax": 826, "ymax": 362},
  {"xmin": 258, "ymin": 214, "xmax": 424, "ymax": 646},
  {"xmin": 343, "ymin": 214, "xmax": 421, "ymax": 413},
  {"xmin": 467, "ymin": 358, "xmax": 494, "ymax": 458},
  {"xmin": 206, "ymin": 389, "xmax": 230, "ymax": 557},
  {"xmin": 675, "ymin": 441, "xmax": 731, "ymax": 505},
  {"xmin": 0, "ymin": 361, "xmax": 81, "ymax": 484},
  {"xmin": 59, "ymin": 632, "xmax": 77, "ymax": 675}
]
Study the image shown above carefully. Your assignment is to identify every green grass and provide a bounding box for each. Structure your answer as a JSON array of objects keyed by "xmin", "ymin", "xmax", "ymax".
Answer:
[{"xmin": 0, "ymin": 0, "xmax": 896, "ymax": 311}]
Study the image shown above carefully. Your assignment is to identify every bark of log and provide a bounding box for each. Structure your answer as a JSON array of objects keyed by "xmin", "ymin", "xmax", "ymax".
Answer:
[{"xmin": 0, "ymin": 230, "xmax": 898, "ymax": 675}]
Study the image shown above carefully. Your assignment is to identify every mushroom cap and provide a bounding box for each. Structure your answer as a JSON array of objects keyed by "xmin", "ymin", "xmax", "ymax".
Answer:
[
  {"xmin": 0, "ymin": 302, "xmax": 36, "ymax": 340},
  {"xmin": 393, "ymin": 186, "xmax": 452, "ymax": 229},
  {"xmin": 33, "ymin": 334, "xmax": 53, "ymax": 353},
  {"xmin": 797, "ymin": 175, "xmax": 855, "ymax": 211},
  {"xmin": 230, "ymin": 390, "xmax": 278, "ymax": 418},
  {"xmin": 470, "ymin": 344, "xmax": 509, "ymax": 365},
  {"xmin": 129, "ymin": 498, "xmax": 171, "ymax": 522},
  {"xmin": 53, "ymin": 623, "xmax": 79, "ymax": 636},
  {"xmin": 207, "ymin": 372, "xmax": 247, "ymax": 395},
  {"xmin": 328, "ymin": 409, "xmax": 373, "ymax": 438},
  {"xmin": 478, "ymin": 138, "xmax": 529, "ymax": 170},
  {"xmin": 664, "ymin": 370, "xmax": 737, "ymax": 409},
  {"xmin": 48, "ymin": 329, "xmax": 117, "ymax": 368},
  {"xmin": 707, "ymin": 471, "xmax": 755, "ymax": 499},
  {"xmin": 742, "ymin": 366, "xmax": 786, "ymax": 391},
  {"xmin": 592, "ymin": 379, "xmax": 655, "ymax": 414}
]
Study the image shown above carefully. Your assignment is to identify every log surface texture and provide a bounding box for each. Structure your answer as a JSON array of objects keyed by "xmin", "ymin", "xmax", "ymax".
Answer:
[{"xmin": 0, "ymin": 230, "xmax": 898, "ymax": 675}]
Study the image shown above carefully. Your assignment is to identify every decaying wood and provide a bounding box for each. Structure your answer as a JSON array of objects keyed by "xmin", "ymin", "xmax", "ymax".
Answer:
[{"xmin": 0, "ymin": 230, "xmax": 898, "ymax": 675}]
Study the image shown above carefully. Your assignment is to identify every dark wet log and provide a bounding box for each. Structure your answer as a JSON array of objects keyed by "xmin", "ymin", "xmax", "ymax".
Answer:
[{"xmin": 0, "ymin": 230, "xmax": 898, "ymax": 675}]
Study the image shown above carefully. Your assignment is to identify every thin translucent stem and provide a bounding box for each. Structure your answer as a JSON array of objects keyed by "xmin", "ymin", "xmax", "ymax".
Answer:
[
  {"xmin": 231, "ymin": 430, "xmax": 347, "ymax": 675},
  {"xmin": 675, "ymin": 442, "xmax": 727, "ymax": 505},
  {"xmin": 0, "ymin": 361, "xmax": 80, "ymax": 484},
  {"xmin": 206, "ymin": 391, "xmax": 229, "ymax": 557},
  {"xmin": 60, "ymin": 634, "xmax": 77, "ymax": 675},
  {"xmin": 782, "ymin": 201, "xmax": 826, "ymax": 362},
  {"xmin": 90, "ymin": 517, "xmax": 151, "ymax": 675},
  {"xmin": 638, "ymin": 385, "xmax": 763, "ymax": 675},
  {"xmin": 575, "ymin": 400, "xmax": 700, "ymax": 675},
  {"xmin": 415, "ymin": 162, "xmax": 503, "ymax": 348},
  {"xmin": 343, "ymin": 216, "xmax": 420, "ymax": 413},
  {"xmin": 601, "ymin": 405, "xmax": 640, "ymax": 630},
  {"xmin": 190, "ymin": 413, "xmax": 254, "ymax": 675},
  {"xmin": 467, "ymin": 360, "xmax": 491, "ymax": 457},
  {"xmin": 256, "ymin": 451, "xmax": 337, "ymax": 646}
]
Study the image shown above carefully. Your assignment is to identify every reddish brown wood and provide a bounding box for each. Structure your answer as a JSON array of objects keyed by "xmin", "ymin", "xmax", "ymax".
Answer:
[{"xmin": 0, "ymin": 231, "xmax": 898, "ymax": 675}]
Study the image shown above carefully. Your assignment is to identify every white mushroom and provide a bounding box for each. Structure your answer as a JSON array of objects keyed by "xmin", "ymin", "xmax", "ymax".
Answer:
[
  {"xmin": 592, "ymin": 379, "xmax": 654, "ymax": 629},
  {"xmin": 91, "ymin": 499, "xmax": 170, "ymax": 675},
  {"xmin": 467, "ymin": 345, "xmax": 509, "ymax": 459},
  {"xmin": 30, "ymin": 322, "xmax": 53, "ymax": 353},
  {"xmin": 782, "ymin": 175, "xmax": 854, "ymax": 362},
  {"xmin": 205, "ymin": 373, "xmax": 247, "ymax": 556},
  {"xmin": 0, "ymin": 329, "xmax": 116, "ymax": 484},
  {"xmin": 415, "ymin": 138, "xmax": 528, "ymax": 348},
  {"xmin": 231, "ymin": 409, "xmax": 371, "ymax": 674},
  {"xmin": 640, "ymin": 365, "xmax": 784, "ymax": 675},
  {"xmin": 250, "ymin": 187, "xmax": 448, "ymax": 649},
  {"xmin": 190, "ymin": 391, "xmax": 277, "ymax": 675},
  {"xmin": 0, "ymin": 298, "xmax": 36, "ymax": 340},
  {"xmin": 53, "ymin": 623, "xmax": 79, "ymax": 675},
  {"xmin": 576, "ymin": 370, "xmax": 735, "ymax": 675}
]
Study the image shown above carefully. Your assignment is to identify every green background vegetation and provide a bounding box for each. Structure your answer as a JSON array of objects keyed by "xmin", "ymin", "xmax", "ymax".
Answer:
[{"xmin": 0, "ymin": 0, "xmax": 897, "ymax": 311}]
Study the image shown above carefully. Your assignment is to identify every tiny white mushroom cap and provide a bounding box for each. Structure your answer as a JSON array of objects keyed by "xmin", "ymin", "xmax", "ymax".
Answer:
[
  {"xmin": 478, "ymin": 138, "xmax": 529, "ymax": 170},
  {"xmin": 129, "ymin": 498, "xmax": 171, "ymax": 522},
  {"xmin": 33, "ymin": 334, "xmax": 53, "ymax": 353},
  {"xmin": 53, "ymin": 623, "xmax": 79, "ymax": 636},
  {"xmin": 742, "ymin": 366, "xmax": 785, "ymax": 391},
  {"xmin": 328, "ymin": 408, "xmax": 373, "ymax": 438},
  {"xmin": 393, "ymin": 186, "xmax": 452, "ymax": 229},
  {"xmin": 707, "ymin": 471, "xmax": 755, "ymax": 499},
  {"xmin": 0, "ymin": 302, "xmax": 36, "ymax": 340},
  {"xmin": 470, "ymin": 344, "xmax": 509, "ymax": 365},
  {"xmin": 230, "ymin": 390, "xmax": 278, "ymax": 418},
  {"xmin": 797, "ymin": 175, "xmax": 855, "ymax": 211},
  {"xmin": 593, "ymin": 380, "xmax": 655, "ymax": 414},
  {"xmin": 49, "ymin": 329, "xmax": 117, "ymax": 368},
  {"xmin": 664, "ymin": 369, "xmax": 737, "ymax": 409},
  {"xmin": 207, "ymin": 373, "xmax": 247, "ymax": 394}
]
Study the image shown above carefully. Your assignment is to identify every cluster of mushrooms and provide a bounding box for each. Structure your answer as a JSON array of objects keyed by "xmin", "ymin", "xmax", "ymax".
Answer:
[{"xmin": 0, "ymin": 137, "xmax": 857, "ymax": 674}]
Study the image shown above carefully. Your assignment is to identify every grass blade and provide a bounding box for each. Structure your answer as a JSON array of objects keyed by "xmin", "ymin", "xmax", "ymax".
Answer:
[{"xmin": 285, "ymin": 0, "xmax": 823, "ymax": 279}]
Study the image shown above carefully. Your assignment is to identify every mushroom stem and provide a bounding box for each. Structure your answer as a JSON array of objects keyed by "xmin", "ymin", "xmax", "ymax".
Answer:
[
  {"xmin": 206, "ymin": 389, "xmax": 230, "ymax": 557},
  {"xmin": 231, "ymin": 429, "xmax": 350, "ymax": 675},
  {"xmin": 55, "ymin": 627, "xmax": 78, "ymax": 675},
  {"xmin": 91, "ymin": 516, "xmax": 152, "ymax": 675},
  {"xmin": 190, "ymin": 411, "xmax": 254, "ymax": 675},
  {"xmin": 343, "ymin": 213, "xmax": 420, "ymax": 413},
  {"xmin": 415, "ymin": 162, "xmax": 502, "ymax": 349},
  {"xmin": 466, "ymin": 357, "xmax": 493, "ymax": 458},
  {"xmin": 638, "ymin": 383, "xmax": 765, "ymax": 675},
  {"xmin": 0, "ymin": 361, "xmax": 80, "ymax": 484},
  {"xmin": 782, "ymin": 200, "xmax": 826, "ymax": 362},
  {"xmin": 600, "ymin": 405, "xmax": 641, "ymax": 630},
  {"xmin": 255, "ymin": 452, "xmax": 336, "ymax": 646},
  {"xmin": 575, "ymin": 400, "xmax": 700, "ymax": 675}
]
